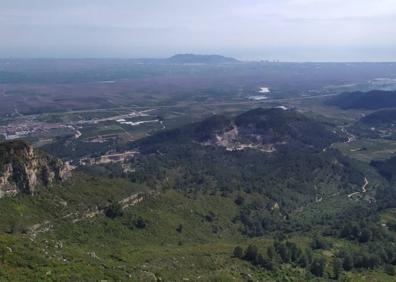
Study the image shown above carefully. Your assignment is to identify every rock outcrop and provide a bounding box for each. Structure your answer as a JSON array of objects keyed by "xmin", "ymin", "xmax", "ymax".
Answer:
[{"xmin": 0, "ymin": 140, "xmax": 71, "ymax": 197}]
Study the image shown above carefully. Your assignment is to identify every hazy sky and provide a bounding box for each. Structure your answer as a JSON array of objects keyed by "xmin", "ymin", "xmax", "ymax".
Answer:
[{"xmin": 1, "ymin": 0, "xmax": 396, "ymax": 61}]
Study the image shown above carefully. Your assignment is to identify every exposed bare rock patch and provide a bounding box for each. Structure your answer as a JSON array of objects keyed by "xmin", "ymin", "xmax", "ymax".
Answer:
[
  {"xmin": 202, "ymin": 124, "xmax": 278, "ymax": 153},
  {"xmin": 0, "ymin": 140, "xmax": 71, "ymax": 197}
]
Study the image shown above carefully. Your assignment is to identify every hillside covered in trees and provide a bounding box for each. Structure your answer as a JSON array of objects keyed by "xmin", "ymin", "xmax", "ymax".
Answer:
[
  {"xmin": 327, "ymin": 90, "xmax": 396, "ymax": 109},
  {"xmin": 1, "ymin": 108, "xmax": 396, "ymax": 280}
]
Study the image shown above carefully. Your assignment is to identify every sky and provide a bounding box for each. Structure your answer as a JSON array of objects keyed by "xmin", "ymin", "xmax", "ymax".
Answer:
[{"xmin": 1, "ymin": 0, "xmax": 396, "ymax": 61}]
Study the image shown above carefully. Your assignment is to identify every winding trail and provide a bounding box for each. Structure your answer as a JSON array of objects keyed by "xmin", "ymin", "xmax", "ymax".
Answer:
[
  {"xmin": 362, "ymin": 177, "xmax": 369, "ymax": 193},
  {"xmin": 347, "ymin": 177, "xmax": 369, "ymax": 198}
]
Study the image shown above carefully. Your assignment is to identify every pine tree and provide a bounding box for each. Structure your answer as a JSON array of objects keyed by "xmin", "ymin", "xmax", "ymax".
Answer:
[
  {"xmin": 333, "ymin": 258, "xmax": 342, "ymax": 280},
  {"xmin": 267, "ymin": 245, "xmax": 276, "ymax": 260},
  {"xmin": 310, "ymin": 257, "xmax": 325, "ymax": 277},
  {"xmin": 343, "ymin": 254, "xmax": 353, "ymax": 271}
]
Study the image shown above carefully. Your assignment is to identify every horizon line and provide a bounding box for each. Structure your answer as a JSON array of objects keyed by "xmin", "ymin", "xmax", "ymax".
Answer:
[{"xmin": 0, "ymin": 57, "xmax": 396, "ymax": 64}]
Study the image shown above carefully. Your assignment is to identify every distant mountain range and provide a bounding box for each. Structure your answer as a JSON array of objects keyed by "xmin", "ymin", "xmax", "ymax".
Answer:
[
  {"xmin": 167, "ymin": 54, "xmax": 240, "ymax": 64},
  {"xmin": 327, "ymin": 90, "xmax": 396, "ymax": 109}
]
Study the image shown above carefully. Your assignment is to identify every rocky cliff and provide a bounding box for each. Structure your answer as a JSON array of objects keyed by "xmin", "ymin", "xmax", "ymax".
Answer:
[{"xmin": 0, "ymin": 140, "xmax": 71, "ymax": 197}]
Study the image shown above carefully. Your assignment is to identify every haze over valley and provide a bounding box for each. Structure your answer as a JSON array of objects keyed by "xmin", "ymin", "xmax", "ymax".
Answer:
[{"xmin": 1, "ymin": 1, "xmax": 396, "ymax": 281}]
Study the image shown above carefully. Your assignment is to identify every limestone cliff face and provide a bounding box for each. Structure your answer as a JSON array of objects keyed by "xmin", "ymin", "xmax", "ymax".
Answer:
[{"xmin": 0, "ymin": 140, "xmax": 71, "ymax": 197}]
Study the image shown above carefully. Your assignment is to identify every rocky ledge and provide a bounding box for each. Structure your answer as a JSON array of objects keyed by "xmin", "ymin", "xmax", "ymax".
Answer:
[{"xmin": 0, "ymin": 140, "xmax": 71, "ymax": 197}]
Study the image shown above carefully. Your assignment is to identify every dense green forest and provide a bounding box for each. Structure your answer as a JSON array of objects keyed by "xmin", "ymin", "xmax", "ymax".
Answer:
[
  {"xmin": 1, "ymin": 108, "xmax": 396, "ymax": 281},
  {"xmin": 361, "ymin": 109, "xmax": 396, "ymax": 124},
  {"xmin": 327, "ymin": 90, "xmax": 396, "ymax": 109}
]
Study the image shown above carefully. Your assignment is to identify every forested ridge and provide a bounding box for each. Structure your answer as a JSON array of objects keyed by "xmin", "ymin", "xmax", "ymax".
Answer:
[{"xmin": 1, "ymin": 108, "xmax": 396, "ymax": 280}]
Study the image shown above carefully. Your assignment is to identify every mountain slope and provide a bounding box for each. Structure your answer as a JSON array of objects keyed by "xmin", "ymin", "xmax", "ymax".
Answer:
[
  {"xmin": 361, "ymin": 109, "xmax": 396, "ymax": 124},
  {"xmin": 327, "ymin": 90, "xmax": 396, "ymax": 109},
  {"xmin": 0, "ymin": 109, "xmax": 394, "ymax": 280},
  {"xmin": 129, "ymin": 108, "xmax": 363, "ymax": 222},
  {"xmin": 371, "ymin": 156, "xmax": 396, "ymax": 181},
  {"xmin": 348, "ymin": 109, "xmax": 396, "ymax": 140},
  {"xmin": 136, "ymin": 108, "xmax": 341, "ymax": 153}
]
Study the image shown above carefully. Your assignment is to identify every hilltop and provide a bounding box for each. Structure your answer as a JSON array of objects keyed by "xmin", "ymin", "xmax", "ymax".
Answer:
[
  {"xmin": 135, "ymin": 108, "xmax": 341, "ymax": 153},
  {"xmin": 129, "ymin": 108, "xmax": 363, "ymax": 217}
]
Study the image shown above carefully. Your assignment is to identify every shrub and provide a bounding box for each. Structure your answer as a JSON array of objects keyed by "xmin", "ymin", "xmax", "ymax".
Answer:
[
  {"xmin": 233, "ymin": 246, "xmax": 244, "ymax": 258},
  {"xmin": 256, "ymin": 254, "xmax": 274, "ymax": 270},
  {"xmin": 105, "ymin": 202, "xmax": 123, "ymax": 219},
  {"xmin": 234, "ymin": 195, "xmax": 244, "ymax": 205},
  {"xmin": 310, "ymin": 237, "xmax": 330, "ymax": 250},
  {"xmin": 176, "ymin": 224, "xmax": 183, "ymax": 233},
  {"xmin": 135, "ymin": 217, "xmax": 146, "ymax": 229},
  {"xmin": 244, "ymin": 245, "xmax": 258, "ymax": 262}
]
